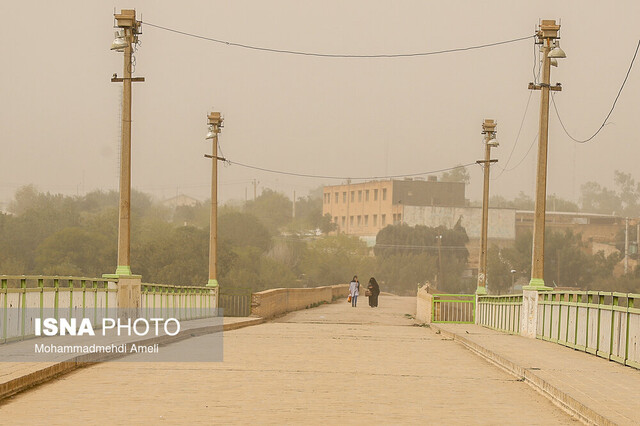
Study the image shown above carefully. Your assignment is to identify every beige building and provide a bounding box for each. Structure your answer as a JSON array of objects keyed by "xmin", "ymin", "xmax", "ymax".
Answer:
[{"xmin": 322, "ymin": 177, "xmax": 466, "ymax": 236}]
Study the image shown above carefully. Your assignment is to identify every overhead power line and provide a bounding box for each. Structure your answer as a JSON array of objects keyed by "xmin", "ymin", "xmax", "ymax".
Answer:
[
  {"xmin": 552, "ymin": 39, "xmax": 640, "ymax": 144},
  {"xmin": 223, "ymin": 158, "xmax": 478, "ymax": 181},
  {"xmin": 143, "ymin": 21, "xmax": 533, "ymax": 59}
]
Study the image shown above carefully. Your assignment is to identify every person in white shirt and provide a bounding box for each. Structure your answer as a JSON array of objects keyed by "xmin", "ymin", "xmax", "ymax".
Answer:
[{"xmin": 349, "ymin": 275, "xmax": 359, "ymax": 307}]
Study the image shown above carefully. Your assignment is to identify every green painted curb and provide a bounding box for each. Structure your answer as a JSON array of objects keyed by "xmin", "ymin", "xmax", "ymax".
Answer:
[
  {"xmin": 206, "ymin": 279, "xmax": 219, "ymax": 287},
  {"xmin": 475, "ymin": 286, "xmax": 487, "ymax": 295}
]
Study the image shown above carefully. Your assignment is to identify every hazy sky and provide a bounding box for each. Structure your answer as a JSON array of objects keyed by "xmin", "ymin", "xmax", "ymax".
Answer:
[{"xmin": 2, "ymin": 1, "xmax": 640, "ymax": 206}]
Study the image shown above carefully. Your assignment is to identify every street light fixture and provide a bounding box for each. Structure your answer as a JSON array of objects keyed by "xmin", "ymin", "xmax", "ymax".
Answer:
[
  {"xmin": 548, "ymin": 41, "xmax": 567, "ymax": 59},
  {"xmin": 110, "ymin": 30, "xmax": 127, "ymax": 51}
]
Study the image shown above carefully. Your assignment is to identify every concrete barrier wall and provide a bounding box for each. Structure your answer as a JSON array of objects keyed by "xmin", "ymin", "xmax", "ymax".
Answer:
[
  {"xmin": 331, "ymin": 284, "xmax": 350, "ymax": 301},
  {"xmin": 251, "ymin": 284, "xmax": 349, "ymax": 319},
  {"xmin": 416, "ymin": 285, "xmax": 433, "ymax": 323}
]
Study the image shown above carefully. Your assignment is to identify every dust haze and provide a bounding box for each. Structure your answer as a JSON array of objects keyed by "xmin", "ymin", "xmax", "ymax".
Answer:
[{"xmin": 1, "ymin": 1, "xmax": 639, "ymax": 207}]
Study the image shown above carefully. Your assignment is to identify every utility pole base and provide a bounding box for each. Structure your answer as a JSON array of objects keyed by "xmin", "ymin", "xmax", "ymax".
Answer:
[
  {"xmin": 523, "ymin": 278, "xmax": 552, "ymax": 291},
  {"xmin": 475, "ymin": 286, "xmax": 488, "ymax": 295},
  {"xmin": 206, "ymin": 279, "xmax": 219, "ymax": 287}
]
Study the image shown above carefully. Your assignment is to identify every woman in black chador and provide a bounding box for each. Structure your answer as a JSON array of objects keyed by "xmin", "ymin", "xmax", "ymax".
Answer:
[{"xmin": 367, "ymin": 277, "xmax": 380, "ymax": 307}]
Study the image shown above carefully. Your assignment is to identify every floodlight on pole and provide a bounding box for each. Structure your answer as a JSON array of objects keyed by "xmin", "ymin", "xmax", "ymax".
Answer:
[{"xmin": 548, "ymin": 40, "xmax": 567, "ymax": 59}]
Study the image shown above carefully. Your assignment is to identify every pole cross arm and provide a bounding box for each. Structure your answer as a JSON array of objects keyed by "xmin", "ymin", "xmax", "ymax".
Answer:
[
  {"xmin": 204, "ymin": 154, "xmax": 227, "ymax": 161},
  {"xmin": 111, "ymin": 76, "xmax": 145, "ymax": 82},
  {"xmin": 476, "ymin": 159, "xmax": 498, "ymax": 164},
  {"xmin": 528, "ymin": 82, "xmax": 562, "ymax": 91}
]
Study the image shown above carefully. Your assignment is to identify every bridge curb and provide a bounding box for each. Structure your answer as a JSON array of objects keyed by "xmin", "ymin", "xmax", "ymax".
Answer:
[
  {"xmin": 430, "ymin": 324, "xmax": 615, "ymax": 426},
  {"xmin": 0, "ymin": 317, "xmax": 265, "ymax": 402}
]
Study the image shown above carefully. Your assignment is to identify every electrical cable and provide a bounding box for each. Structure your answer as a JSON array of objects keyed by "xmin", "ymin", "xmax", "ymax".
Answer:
[
  {"xmin": 501, "ymin": 132, "xmax": 539, "ymax": 172},
  {"xmin": 223, "ymin": 159, "xmax": 478, "ymax": 181},
  {"xmin": 142, "ymin": 21, "xmax": 533, "ymax": 59},
  {"xmin": 552, "ymin": 39, "xmax": 640, "ymax": 144},
  {"xmin": 492, "ymin": 90, "xmax": 535, "ymax": 180}
]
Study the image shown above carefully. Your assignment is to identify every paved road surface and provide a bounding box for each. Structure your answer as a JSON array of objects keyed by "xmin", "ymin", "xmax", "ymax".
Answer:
[{"xmin": 0, "ymin": 296, "xmax": 576, "ymax": 425}]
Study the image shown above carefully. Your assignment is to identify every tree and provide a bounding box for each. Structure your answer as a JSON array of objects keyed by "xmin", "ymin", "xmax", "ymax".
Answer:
[
  {"xmin": 219, "ymin": 212, "xmax": 272, "ymax": 252},
  {"xmin": 244, "ymin": 188, "xmax": 292, "ymax": 232},
  {"xmin": 299, "ymin": 234, "xmax": 369, "ymax": 287},
  {"xmin": 547, "ymin": 194, "xmax": 579, "ymax": 212},
  {"xmin": 580, "ymin": 181, "xmax": 621, "ymax": 214},
  {"xmin": 374, "ymin": 222, "xmax": 470, "ymax": 293},
  {"xmin": 35, "ymin": 228, "xmax": 114, "ymax": 277},
  {"xmin": 133, "ymin": 224, "xmax": 209, "ymax": 285},
  {"xmin": 500, "ymin": 229, "xmax": 619, "ymax": 289},
  {"xmin": 614, "ymin": 170, "xmax": 640, "ymax": 216},
  {"xmin": 487, "ymin": 245, "xmax": 513, "ymax": 294},
  {"xmin": 441, "ymin": 165, "xmax": 470, "ymax": 184}
]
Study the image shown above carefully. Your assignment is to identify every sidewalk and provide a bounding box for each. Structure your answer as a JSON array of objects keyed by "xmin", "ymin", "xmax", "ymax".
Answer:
[
  {"xmin": 432, "ymin": 323, "xmax": 640, "ymax": 425},
  {"xmin": 0, "ymin": 297, "xmax": 576, "ymax": 425},
  {"xmin": 0, "ymin": 316, "xmax": 263, "ymax": 401}
]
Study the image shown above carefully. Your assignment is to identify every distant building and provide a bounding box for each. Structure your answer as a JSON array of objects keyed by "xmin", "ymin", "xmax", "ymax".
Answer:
[
  {"xmin": 162, "ymin": 194, "xmax": 199, "ymax": 209},
  {"xmin": 324, "ymin": 178, "xmax": 628, "ymax": 272},
  {"xmin": 515, "ymin": 210, "xmax": 625, "ymax": 245},
  {"xmin": 322, "ymin": 176, "xmax": 466, "ymax": 236}
]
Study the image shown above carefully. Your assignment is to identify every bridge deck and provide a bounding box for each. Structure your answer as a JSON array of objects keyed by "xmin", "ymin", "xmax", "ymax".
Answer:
[
  {"xmin": 0, "ymin": 296, "xmax": 575, "ymax": 424},
  {"xmin": 434, "ymin": 322, "xmax": 640, "ymax": 425}
]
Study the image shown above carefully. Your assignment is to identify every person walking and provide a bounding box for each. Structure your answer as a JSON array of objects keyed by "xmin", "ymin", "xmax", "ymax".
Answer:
[
  {"xmin": 349, "ymin": 275, "xmax": 359, "ymax": 307},
  {"xmin": 367, "ymin": 277, "xmax": 380, "ymax": 307}
]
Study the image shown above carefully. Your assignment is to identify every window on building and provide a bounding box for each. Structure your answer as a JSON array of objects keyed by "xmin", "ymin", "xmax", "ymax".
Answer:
[
  {"xmin": 364, "ymin": 215, "xmax": 369, "ymax": 226},
  {"xmin": 374, "ymin": 189, "xmax": 378, "ymax": 201},
  {"xmin": 382, "ymin": 214, "xmax": 386, "ymax": 226},
  {"xmin": 398, "ymin": 213, "xmax": 402, "ymax": 223},
  {"xmin": 334, "ymin": 216, "xmax": 338, "ymax": 223},
  {"xmin": 382, "ymin": 188, "xmax": 387, "ymax": 201},
  {"xmin": 335, "ymin": 192, "xmax": 339, "ymax": 203},
  {"xmin": 392, "ymin": 214, "xmax": 397, "ymax": 223},
  {"xmin": 357, "ymin": 215, "xmax": 361, "ymax": 226},
  {"xmin": 343, "ymin": 192, "xmax": 347, "ymax": 203},
  {"xmin": 350, "ymin": 216, "xmax": 354, "ymax": 226},
  {"xmin": 365, "ymin": 190, "xmax": 369, "ymax": 201},
  {"xmin": 358, "ymin": 190, "xmax": 362, "ymax": 202},
  {"xmin": 350, "ymin": 191, "xmax": 355, "ymax": 202},
  {"xmin": 341, "ymin": 216, "xmax": 346, "ymax": 227},
  {"xmin": 373, "ymin": 215, "xmax": 378, "ymax": 226}
]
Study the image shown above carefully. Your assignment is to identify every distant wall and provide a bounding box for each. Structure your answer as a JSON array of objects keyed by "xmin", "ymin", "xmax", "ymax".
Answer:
[
  {"xmin": 251, "ymin": 284, "xmax": 350, "ymax": 319},
  {"xmin": 416, "ymin": 285, "xmax": 433, "ymax": 323},
  {"xmin": 403, "ymin": 206, "xmax": 516, "ymax": 240}
]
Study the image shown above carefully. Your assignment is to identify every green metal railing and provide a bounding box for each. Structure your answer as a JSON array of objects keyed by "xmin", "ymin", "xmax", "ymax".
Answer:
[
  {"xmin": 140, "ymin": 283, "xmax": 218, "ymax": 321},
  {"xmin": 538, "ymin": 291, "xmax": 640, "ymax": 369},
  {"xmin": 477, "ymin": 294, "xmax": 522, "ymax": 334},
  {"xmin": 218, "ymin": 287, "xmax": 252, "ymax": 317},
  {"xmin": 0, "ymin": 275, "xmax": 114, "ymax": 343},
  {"xmin": 431, "ymin": 294, "xmax": 475, "ymax": 324}
]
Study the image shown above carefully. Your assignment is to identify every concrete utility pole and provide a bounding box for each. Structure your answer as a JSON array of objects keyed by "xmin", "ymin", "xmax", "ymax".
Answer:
[
  {"xmin": 205, "ymin": 112, "xmax": 224, "ymax": 287},
  {"xmin": 526, "ymin": 19, "xmax": 566, "ymax": 290},
  {"xmin": 253, "ymin": 179, "xmax": 258, "ymax": 201},
  {"xmin": 625, "ymin": 217, "xmax": 629, "ymax": 274},
  {"xmin": 110, "ymin": 9, "xmax": 144, "ymax": 276},
  {"xmin": 476, "ymin": 119, "xmax": 498, "ymax": 295},
  {"xmin": 436, "ymin": 235, "xmax": 443, "ymax": 289}
]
